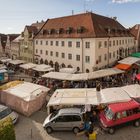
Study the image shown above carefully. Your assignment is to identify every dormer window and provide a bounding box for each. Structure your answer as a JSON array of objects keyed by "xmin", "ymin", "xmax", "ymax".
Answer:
[
  {"xmin": 77, "ymin": 26, "xmax": 84, "ymax": 33},
  {"xmin": 48, "ymin": 29, "xmax": 54, "ymax": 35},
  {"xmin": 105, "ymin": 27, "xmax": 111, "ymax": 34},
  {"xmin": 56, "ymin": 28, "xmax": 63, "ymax": 34},
  {"xmin": 43, "ymin": 30, "xmax": 47, "ymax": 35},
  {"xmin": 66, "ymin": 27, "xmax": 73, "ymax": 34}
]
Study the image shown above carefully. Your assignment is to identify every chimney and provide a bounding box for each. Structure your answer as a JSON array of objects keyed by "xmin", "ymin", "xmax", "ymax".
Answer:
[{"xmin": 113, "ymin": 16, "xmax": 117, "ymax": 21}]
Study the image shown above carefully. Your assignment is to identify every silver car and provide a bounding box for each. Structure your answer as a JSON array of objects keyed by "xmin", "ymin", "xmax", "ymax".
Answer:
[
  {"xmin": 0, "ymin": 104, "xmax": 18, "ymax": 124},
  {"xmin": 43, "ymin": 108, "xmax": 83, "ymax": 134}
]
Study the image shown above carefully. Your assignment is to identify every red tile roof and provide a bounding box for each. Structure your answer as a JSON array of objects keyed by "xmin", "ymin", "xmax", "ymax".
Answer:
[
  {"xmin": 35, "ymin": 12, "xmax": 133, "ymax": 39},
  {"xmin": 130, "ymin": 24, "xmax": 140, "ymax": 40}
]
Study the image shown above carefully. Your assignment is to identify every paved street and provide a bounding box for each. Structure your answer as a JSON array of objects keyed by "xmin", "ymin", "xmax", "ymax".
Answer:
[{"xmin": 15, "ymin": 110, "xmax": 140, "ymax": 140}]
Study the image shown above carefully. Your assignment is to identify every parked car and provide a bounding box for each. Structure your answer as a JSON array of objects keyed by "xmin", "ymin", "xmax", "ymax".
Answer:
[
  {"xmin": 0, "ymin": 104, "xmax": 18, "ymax": 124},
  {"xmin": 99, "ymin": 100, "xmax": 140, "ymax": 134},
  {"xmin": 43, "ymin": 108, "xmax": 84, "ymax": 134}
]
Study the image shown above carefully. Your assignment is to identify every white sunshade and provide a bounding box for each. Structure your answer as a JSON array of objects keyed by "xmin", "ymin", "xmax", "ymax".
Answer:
[
  {"xmin": 59, "ymin": 68, "xmax": 77, "ymax": 74},
  {"xmin": 122, "ymin": 84, "xmax": 140, "ymax": 98},
  {"xmin": 0, "ymin": 69, "xmax": 7, "ymax": 73},
  {"xmin": 42, "ymin": 68, "xmax": 124, "ymax": 81},
  {"xmin": 32, "ymin": 64, "xmax": 54, "ymax": 72},
  {"xmin": 118, "ymin": 57, "xmax": 140, "ymax": 65},
  {"xmin": 9, "ymin": 60, "xmax": 25, "ymax": 65},
  {"xmin": 100, "ymin": 87, "xmax": 131, "ymax": 104},
  {"xmin": 88, "ymin": 68, "xmax": 124, "ymax": 79},
  {"xmin": 0, "ymin": 58, "xmax": 12, "ymax": 63},
  {"xmin": 20, "ymin": 63, "xmax": 37, "ymax": 70},
  {"xmin": 4, "ymin": 82, "xmax": 50, "ymax": 101},
  {"xmin": 47, "ymin": 88, "xmax": 99, "ymax": 106}
]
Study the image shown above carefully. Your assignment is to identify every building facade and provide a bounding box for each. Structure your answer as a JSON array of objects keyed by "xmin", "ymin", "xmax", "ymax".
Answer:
[
  {"xmin": 0, "ymin": 34, "xmax": 7, "ymax": 57},
  {"xmin": 5, "ymin": 34, "xmax": 19, "ymax": 58},
  {"xmin": 34, "ymin": 12, "xmax": 137, "ymax": 73},
  {"xmin": 130, "ymin": 24, "xmax": 140, "ymax": 51},
  {"xmin": 19, "ymin": 21, "xmax": 45, "ymax": 63}
]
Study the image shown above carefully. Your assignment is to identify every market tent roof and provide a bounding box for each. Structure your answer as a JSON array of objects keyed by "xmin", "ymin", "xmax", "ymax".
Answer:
[
  {"xmin": 131, "ymin": 53, "xmax": 140, "ymax": 58},
  {"xmin": 121, "ymin": 84, "xmax": 140, "ymax": 98},
  {"xmin": 20, "ymin": 63, "xmax": 37, "ymax": 70},
  {"xmin": 9, "ymin": 60, "xmax": 25, "ymax": 65},
  {"xmin": 32, "ymin": 64, "xmax": 54, "ymax": 72},
  {"xmin": 0, "ymin": 58, "xmax": 12, "ymax": 63},
  {"xmin": 3, "ymin": 82, "xmax": 50, "ymax": 101},
  {"xmin": 47, "ymin": 87, "xmax": 131, "ymax": 106},
  {"xmin": 100, "ymin": 87, "xmax": 131, "ymax": 104},
  {"xmin": 88, "ymin": 68, "xmax": 124, "ymax": 79},
  {"xmin": 0, "ymin": 69, "xmax": 7, "ymax": 73},
  {"xmin": 118, "ymin": 57, "xmax": 140, "ymax": 65},
  {"xmin": 114, "ymin": 63, "xmax": 131, "ymax": 71},
  {"xmin": 59, "ymin": 68, "xmax": 77, "ymax": 74},
  {"xmin": 42, "ymin": 72, "xmax": 72, "ymax": 80},
  {"xmin": 47, "ymin": 88, "xmax": 99, "ymax": 106},
  {"xmin": 42, "ymin": 68, "xmax": 124, "ymax": 81},
  {"xmin": 136, "ymin": 74, "xmax": 140, "ymax": 80}
]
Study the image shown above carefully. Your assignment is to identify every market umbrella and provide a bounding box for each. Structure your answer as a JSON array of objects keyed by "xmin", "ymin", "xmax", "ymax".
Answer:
[{"xmin": 136, "ymin": 74, "xmax": 140, "ymax": 80}]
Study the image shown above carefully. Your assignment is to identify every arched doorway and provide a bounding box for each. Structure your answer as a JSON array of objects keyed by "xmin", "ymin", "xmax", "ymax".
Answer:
[
  {"xmin": 55, "ymin": 62, "xmax": 59, "ymax": 71},
  {"xmin": 49, "ymin": 60, "xmax": 53, "ymax": 67},
  {"xmin": 44, "ymin": 59, "xmax": 48, "ymax": 65},
  {"xmin": 68, "ymin": 65, "xmax": 73, "ymax": 68},
  {"xmin": 35, "ymin": 58, "xmax": 39, "ymax": 64},
  {"xmin": 61, "ymin": 63, "xmax": 66, "ymax": 68},
  {"xmin": 40, "ymin": 58, "xmax": 44, "ymax": 64},
  {"xmin": 86, "ymin": 69, "xmax": 89, "ymax": 73},
  {"xmin": 77, "ymin": 67, "xmax": 80, "ymax": 72}
]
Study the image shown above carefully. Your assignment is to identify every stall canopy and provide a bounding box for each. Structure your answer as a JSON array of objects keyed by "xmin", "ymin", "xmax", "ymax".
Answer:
[
  {"xmin": 118, "ymin": 57, "xmax": 140, "ymax": 65},
  {"xmin": 136, "ymin": 74, "xmax": 140, "ymax": 80},
  {"xmin": 122, "ymin": 84, "xmax": 140, "ymax": 98},
  {"xmin": 20, "ymin": 63, "xmax": 37, "ymax": 70},
  {"xmin": 9, "ymin": 60, "xmax": 25, "ymax": 65},
  {"xmin": 42, "ymin": 68, "xmax": 124, "ymax": 81},
  {"xmin": 0, "ymin": 81, "xmax": 50, "ymax": 116},
  {"xmin": 131, "ymin": 53, "xmax": 140, "ymax": 58},
  {"xmin": 114, "ymin": 63, "xmax": 131, "ymax": 71},
  {"xmin": 0, "ymin": 58, "xmax": 12, "ymax": 63},
  {"xmin": 59, "ymin": 68, "xmax": 77, "ymax": 74},
  {"xmin": 47, "ymin": 87, "xmax": 131, "ymax": 107},
  {"xmin": 32, "ymin": 64, "xmax": 54, "ymax": 72}
]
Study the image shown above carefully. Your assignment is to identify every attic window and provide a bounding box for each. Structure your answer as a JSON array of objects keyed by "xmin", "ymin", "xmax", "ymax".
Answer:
[
  {"xmin": 112, "ymin": 29, "xmax": 116, "ymax": 33},
  {"xmin": 105, "ymin": 27, "xmax": 111, "ymax": 34},
  {"xmin": 56, "ymin": 28, "xmax": 63, "ymax": 34},
  {"xmin": 48, "ymin": 29, "xmax": 53, "ymax": 34},
  {"xmin": 77, "ymin": 26, "xmax": 84, "ymax": 33},
  {"xmin": 43, "ymin": 30, "xmax": 47, "ymax": 35},
  {"xmin": 66, "ymin": 27, "xmax": 73, "ymax": 34}
]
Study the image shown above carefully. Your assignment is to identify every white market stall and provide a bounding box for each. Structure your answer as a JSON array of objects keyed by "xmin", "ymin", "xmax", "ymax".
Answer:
[
  {"xmin": 121, "ymin": 84, "xmax": 140, "ymax": 98},
  {"xmin": 32, "ymin": 64, "xmax": 54, "ymax": 72},
  {"xmin": 20, "ymin": 63, "xmax": 37, "ymax": 70},
  {"xmin": 47, "ymin": 87, "xmax": 131, "ymax": 114},
  {"xmin": 118, "ymin": 57, "xmax": 140, "ymax": 65},
  {"xmin": 9, "ymin": 60, "xmax": 25, "ymax": 65},
  {"xmin": 0, "ymin": 81, "xmax": 50, "ymax": 116},
  {"xmin": 0, "ymin": 58, "xmax": 12, "ymax": 63},
  {"xmin": 59, "ymin": 68, "xmax": 77, "ymax": 74},
  {"xmin": 42, "ymin": 68, "xmax": 124, "ymax": 81}
]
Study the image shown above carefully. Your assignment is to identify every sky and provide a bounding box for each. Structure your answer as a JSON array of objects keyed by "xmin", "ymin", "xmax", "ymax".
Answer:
[{"xmin": 0, "ymin": 0, "xmax": 140, "ymax": 34}]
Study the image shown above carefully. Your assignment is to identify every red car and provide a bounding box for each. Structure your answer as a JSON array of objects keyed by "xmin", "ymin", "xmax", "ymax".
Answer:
[{"xmin": 99, "ymin": 100, "xmax": 140, "ymax": 134}]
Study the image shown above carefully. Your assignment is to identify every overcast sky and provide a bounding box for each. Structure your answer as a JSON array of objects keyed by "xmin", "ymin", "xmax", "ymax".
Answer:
[{"xmin": 0, "ymin": 0, "xmax": 140, "ymax": 34}]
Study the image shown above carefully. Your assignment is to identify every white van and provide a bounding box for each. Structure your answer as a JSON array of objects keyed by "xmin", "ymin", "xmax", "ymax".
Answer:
[
  {"xmin": 0, "ymin": 104, "xmax": 18, "ymax": 124},
  {"xmin": 43, "ymin": 108, "xmax": 83, "ymax": 134}
]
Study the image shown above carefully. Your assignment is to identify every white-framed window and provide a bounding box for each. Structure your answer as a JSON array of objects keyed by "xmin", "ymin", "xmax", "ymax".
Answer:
[
  {"xmin": 40, "ymin": 50, "xmax": 42, "ymax": 54},
  {"xmin": 85, "ymin": 42, "xmax": 90, "ymax": 48},
  {"xmin": 98, "ymin": 41, "xmax": 102, "ymax": 49},
  {"xmin": 46, "ymin": 50, "xmax": 48, "ymax": 55},
  {"xmin": 113, "ymin": 51, "xmax": 115, "ymax": 58},
  {"xmin": 61, "ymin": 41, "xmax": 65, "ymax": 46},
  {"xmin": 116, "ymin": 40, "xmax": 118, "ymax": 46},
  {"xmin": 104, "ymin": 41, "xmax": 107, "ymax": 48},
  {"xmin": 85, "ymin": 56, "xmax": 90, "ymax": 63},
  {"xmin": 76, "ymin": 42, "xmax": 80, "ymax": 48},
  {"xmin": 50, "ymin": 41, "xmax": 53, "ymax": 46},
  {"xmin": 62, "ymin": 53, "xmax": 65, "ymax": 58},
  {"xmin": 40, "ymin": 40, "xmax": 43, "ymax": 45},
  {"xmin": 36, "ymin": 40, "xmax": 38, "ymax": 45},
  {"xmin": 56, "ymin": 41, "xmax": 59, "ymax": 46},
  {"xmin": 76, "ymin": 55, "xmax": 80, "ymax": 61},
  {"xmin": 109, "ymin": 52, "xmax": 111, "ymax": 59},
  {"xmin": 50, "ymin": 51, "xmax": 53, "ymax": 56},
  {"xmin": 68, "ymin": 41, "xmax": 72, "ymax": 47},
  {"xmin": 68, "ymin": 53, "xmax": 72, "ymax": 60},
  {"xmin": 113, "ymin": 40, "xmax": 115, "ymax": 46},
  {"xmin": 56, "ymin": 52, "xmax": 59, "ymax": 57},
  {"xmin": 46, "ymin": 41, "xmax": 48, "ymax": 45}
]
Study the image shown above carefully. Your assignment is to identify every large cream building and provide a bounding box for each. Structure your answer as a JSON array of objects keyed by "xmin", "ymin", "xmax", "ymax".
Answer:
[{"xmin": 34, "ymin": 12, "xmax": 137, "ymax": 73}]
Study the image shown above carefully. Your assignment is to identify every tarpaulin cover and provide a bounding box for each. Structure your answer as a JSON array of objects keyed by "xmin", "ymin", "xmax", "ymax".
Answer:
[
  {"xmin": 0, "ymin": 82, "xmax": 49, "ymax": 116},
  {"xmin": 114, "ymin": 63, "xmax": 131, "ymax": 70}
]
